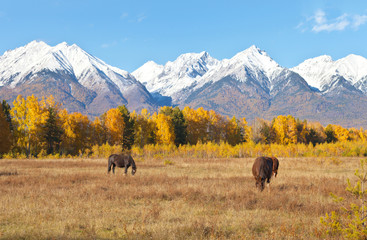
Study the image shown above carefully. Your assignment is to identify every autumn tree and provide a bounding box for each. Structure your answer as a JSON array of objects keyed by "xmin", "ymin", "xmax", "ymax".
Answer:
[
  {"xmin": 296, "ymin": 119, "xmax": 308, "ymax": 144},
  {"xmin": 2, "ymin": 100, "xmax": 12, "ymax": 132},
  {"xmin": 91, "ymin": 117, "xmax": 107, "ymax": 146},
  {"xmin": 36, "ymin": 95, "xmax": 63, "ymax": 155},
  {"xmin": 358, "ymin": 128, "xmax": 367, "ymax": 142},
  {"xmin": 251, "ymin": 118, "xmax": 275, "ymax": 144},
  {"xmin": 152, "ymin": 113, "xmax": 175, "ymax": 145},
  {"xmin": 132, "ymin": 109, "xmax": 156, "ymax": 147},
  {"xmin": 118, "ymin": 105, "xmax": 135, "ymax": 150},
  {"xmin": 305, "ymin": 121, "xmax": 326, "ymax": 146},
  {"xmin": 208, "ymin": 110, "xmax": 226, "ymax": 143},
  {"xmin": 272, "ymin": 115, "xmax": 298, "ymax": 144},
  {"xmin": 225, "ymin": 116, "xmax": 243, "ymax": 146},
  {"xmin": 333, "ymin": 125, "xmax": 350, "ymax": 142},
  {"xmin": 183, "ymin": 107, "xmax": 210, "ymax": 144},
  {"xmin": 325, "ymin": 124, "xmax": 337, "ymax": 143},
  {"xmin": 59, "ymin": 110, "xmax": 92, "ymax": 155},
  {"xmin": 348, "ymin": 128, "xmax": 367, "ymax": 142},
  {"xmin": 100, "ymin": 105, "xmax": 135, "ymax": 150},
  {"xmin": 42, "ymin": 106, "xmax": 63, "ymax": 154},
  {"xmin": 11, "ymin": 95, "xmax": 47, "ymax": 157},
  {"xmin": 103, "ymin": 108, "xmax": 125, "ymax": 145},
  {"xmin": 159, "ymin": 106, "xmax": 187, "ymax": 146},
  {"xmin": 0, "ymin": 104, "xmax": 12, "ymax": 154},
  {"xmin": 240, "ymin": 117, "xmax": 251, "ymax": 143}
]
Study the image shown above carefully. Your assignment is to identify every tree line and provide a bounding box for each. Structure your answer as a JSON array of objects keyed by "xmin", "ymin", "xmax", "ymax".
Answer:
[{"xmin": 0, "ymin": 94, "xmax": 366, "ymax": 158}]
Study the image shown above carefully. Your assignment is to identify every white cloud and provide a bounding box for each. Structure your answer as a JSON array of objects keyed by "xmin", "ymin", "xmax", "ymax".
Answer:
[
  {"xmin": 314, "ymin": 9, "xmax": 326, "ymax": 25},
  {"xmin": 299, "ymin": 9, "xmax": 367, "ymax": 33},
  {"xmin": 352, "ymin": 14, "xmax": 367, "ymax": 29},
  {"xmin": 312, "ymin": 12, "xmax": 350, "ymax": 32}
]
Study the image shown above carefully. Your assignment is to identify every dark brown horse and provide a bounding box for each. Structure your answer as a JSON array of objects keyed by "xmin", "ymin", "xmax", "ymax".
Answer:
[
  {"xmin": 108, "ymin": 153, "xmax": 137, "ymax": 175},
  {"xmin": 252, "ymin": 156, "xmax": 279, "ymax": 191}
]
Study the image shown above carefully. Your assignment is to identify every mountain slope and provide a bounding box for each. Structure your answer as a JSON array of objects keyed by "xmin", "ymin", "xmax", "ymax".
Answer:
[{"xmin": 0, "ymin": 41, "xmax": 157, "ymax": 116}]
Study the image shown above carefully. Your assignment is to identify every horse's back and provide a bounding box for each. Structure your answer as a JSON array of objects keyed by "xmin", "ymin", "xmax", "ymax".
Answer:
[
  {"xmin": 108, "ymin": 153, "xmax": 130, "ymax": 167},
  {"xmin": 252, "ymin": 157, "xmax": 273, "ymax": 179},
  {"xmin": 108, "ymin": 154, "xmax": 119, "ymax": 163}
]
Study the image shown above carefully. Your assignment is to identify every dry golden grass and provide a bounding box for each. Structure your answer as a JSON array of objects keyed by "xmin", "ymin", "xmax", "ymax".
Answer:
[{"xmin": 0, "ymin": 156, "xmax": 362, "ymax": 239}]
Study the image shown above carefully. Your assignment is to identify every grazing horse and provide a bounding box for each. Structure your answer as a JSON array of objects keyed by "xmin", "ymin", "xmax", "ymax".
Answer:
[
  {"xmin": 108, "ymin": 153, "xmax": 137, "ymax": 175},
  {"xmin": 252, "ymin": 156, "xmax": 279, "ymax": 191}
]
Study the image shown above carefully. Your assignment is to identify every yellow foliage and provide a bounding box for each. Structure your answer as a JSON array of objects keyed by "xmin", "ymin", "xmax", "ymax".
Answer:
[
  {"xmin": 183, "ymin": 107, "xmax": 206, "ymax": 144},
  {"xmin": 152, "ymin": 113, "xmax": 175, "ymax": 145},
  {"xmin": 104, "ymin": 108, "xmax": 125, "ymax": 145},
  {"xmin": 333, "ymin": 125, "xmax": 350, "ymax": 142},
  {"xmin": 10, "ymin": 95, "xmax": 47, "ymax": 156},
  {"xmin": 132, "ymin": 109, "xmax": 156, "ymax": 147},
  {"xmin": 272, "ymin": 115, "xmax": 297, "ymax": 144},
  {"xmin": 59, "ymin": 109, "xmax": 92, "ymax": 155},
  {"xmin": 91, "ymin": 117, "xmax": 106, "ymax": 145}
]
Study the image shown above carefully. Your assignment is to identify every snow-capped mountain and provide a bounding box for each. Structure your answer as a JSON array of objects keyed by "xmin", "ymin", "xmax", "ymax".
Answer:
[
  {"xmin": 192, "ymin": 45, "xmax": 302, "ymax": 94},
  {"xmin": 132, "ymin": 46, "xmax": 367, "ymax": 127},
  {"xmin": 179, "ymin": 46, "xmax": 315, "ymax": 120},
  {"xmin": 133, "ymin": 45, "xmax": 312, "ymax": 106},
  {"xmin": 2, "ymin": 41, "xmax": 367, "ymax": 127},
  {"xmin": 132, "ymin": 51, "xmax": 219, "ymax": 102},
  {"xmin": 291, "ymin": 54, "xmax": 367, "ymax": 94},
  {"xmin": 0, "ymin": 41, "xmax": 157, "ymax": 116}
]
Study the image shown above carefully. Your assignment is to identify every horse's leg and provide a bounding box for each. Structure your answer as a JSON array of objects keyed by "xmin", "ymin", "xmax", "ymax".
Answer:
[
  {"xmin": 260, "ymin": 178, "xmax": 265, "ymax": 192},
  {"xmin": 124, "ymin": 165, "xmax": 128, "ymax": 175},
  {"xmin": 112, "ymin": 164, "xmax": 115, "ymax": 174},
  {"xmin": 255, "ymin": 176, "xmax": 261, "ymax": 190},
  {"xmin": 107, "ymin": 161, "xmax": 112, "ymax": 174},
  {"xmin": 266, "ymin": 178, "xmax": 270, "ymax": 193}
]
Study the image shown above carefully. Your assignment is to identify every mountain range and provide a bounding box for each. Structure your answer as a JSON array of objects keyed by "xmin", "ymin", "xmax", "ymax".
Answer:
[
  {"xmin": 1, "ymin": 41, "xmax": 367, "ymax": 127},
  {"xmin": 0, "ymin": 41, "xmax": 156, "ymax": 117}
]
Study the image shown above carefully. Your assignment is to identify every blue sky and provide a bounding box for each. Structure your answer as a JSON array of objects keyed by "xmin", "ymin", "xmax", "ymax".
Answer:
[{"xmin": 1, "ymin": 0, "xmax": 367, "ymax": 72}]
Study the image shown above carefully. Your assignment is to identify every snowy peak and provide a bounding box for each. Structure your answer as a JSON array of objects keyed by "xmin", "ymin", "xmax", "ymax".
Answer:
[
  {"xmin": 132, "ymin": 51, "xmax": 219, "ymax": 98},
  {"xmin": 193, "ymin": 45, "xmax": 285, "ymax": 93},
  {"xmin": 227, "ymin": 45, "xmax": 282, "ymax": 79},
  {"xmin": 164, "ymin": 51, "xmax": 219, "ymax": 77},
  {"xmin": 0, "ymin": 41, "xmax": 73, "ymax": 87},
  {"xmin": 292, "ymin": 54, "xmax": 367, "ymax": 92},
  {"xmin": 291, "ymin": 55, "xmax": 335, "ymax": 90},
  {"xmin": 233, "ymin": 45, "xmax": 267, "ymax": 59},
  {"xmin": 132, "ymin": 61, "xmax": 164, "ymax": 85},
  {"xmin": 0, "ymin": 41, "xmax": 157, "ymax": 116},
  {"xmin": 335, "ymin": 54, "xmax": 367, "ymax": 84},
  {"xmin": 0, "ymin": 41, "xmax": 136, "ymax": 91},
  {"xmin": 133, "ymin": 45, "xmax": 292, "ymax": 102}
]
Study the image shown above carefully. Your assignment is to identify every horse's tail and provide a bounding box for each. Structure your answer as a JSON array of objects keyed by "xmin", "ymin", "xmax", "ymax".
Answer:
[{"xmin": 107, "ymin": 155, "xmax": 113, "ymax": 173}]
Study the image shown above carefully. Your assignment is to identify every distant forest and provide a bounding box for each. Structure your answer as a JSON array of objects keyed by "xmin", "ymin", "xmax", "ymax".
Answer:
[{"xmin": 1, "ymin": 94, "xmax": 366, "ymax": 158}]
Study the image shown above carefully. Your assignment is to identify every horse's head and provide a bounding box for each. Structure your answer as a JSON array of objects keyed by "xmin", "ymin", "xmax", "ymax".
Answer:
[
  {"xmin": 131, "ymin": 167, "xmax": 137, "ymax": 175},
  {"xmin": 271, "ymin": 157, "xmax": 279, "ymax": 177}
]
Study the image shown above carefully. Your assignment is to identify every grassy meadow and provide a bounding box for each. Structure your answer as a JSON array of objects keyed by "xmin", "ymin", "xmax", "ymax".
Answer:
[{"xmin": 0, "ymin": 156, "xmax": 362, "ymax": 239}]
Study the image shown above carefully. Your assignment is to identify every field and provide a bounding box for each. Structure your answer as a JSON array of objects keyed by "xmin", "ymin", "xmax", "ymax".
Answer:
[{"xmin": 0, "ymin": 156, "xmax": 362, "ymax": 239}]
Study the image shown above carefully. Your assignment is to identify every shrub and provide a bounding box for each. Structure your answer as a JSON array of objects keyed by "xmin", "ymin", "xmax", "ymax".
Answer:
[{"xmin": 320, "ymin": 159, "xmax": 367, "ymax": 239}]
